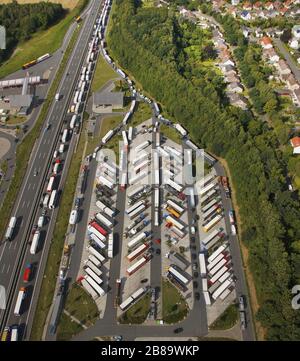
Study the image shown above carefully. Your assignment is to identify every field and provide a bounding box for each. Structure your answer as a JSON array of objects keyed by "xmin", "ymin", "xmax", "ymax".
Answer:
[
  {"xmin": 0, "ymin": 0, "xmax": 87, "ymax": 78},
  {"xmin": 210, "ymin": 304, "xmax": 239, "ymax": 330},
  {"xmin": 162, "ymin": 280, "xmax": 189, "ymax": 324},
  {"xmin": 118, "ymin": 293, "xmax": 151, "ymax": 324},
  {"xmin": 0, "ymin": 0, "xmax": 79, "ymax": 9},
  {"xmin": 91, "ymin": 55, "xmax": 118, "ymax": 92}
]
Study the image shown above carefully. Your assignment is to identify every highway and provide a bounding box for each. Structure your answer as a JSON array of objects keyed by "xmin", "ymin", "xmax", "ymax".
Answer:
[{"xmin": 0, "ymin": 0, "xmax": 104, "ymax": 339}]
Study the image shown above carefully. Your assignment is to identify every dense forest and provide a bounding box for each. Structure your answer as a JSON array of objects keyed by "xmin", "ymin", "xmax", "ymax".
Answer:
[
  {"xmin": 108, "ymin": 0, "xmax": 300, "ymax": 339},
  {"xmin": 0, "ymin": 0, "xmax": 65, "ymax": 63}
]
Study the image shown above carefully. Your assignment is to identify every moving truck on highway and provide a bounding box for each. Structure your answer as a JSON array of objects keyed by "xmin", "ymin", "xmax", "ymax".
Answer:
[
  {"xmin": 48, "ymin": 190, "xmax": 57, "ymax": 209},
  {"xmin": 126, "ymin": 256, "xmax": 148, "ymax": 276},
  {"xmin": 102, "ymin": 129, "xmax": 114, "ymax": 144},
  {"xmin": 153, "ymin": 102, "xmax": 160, "ymax": 115},
  {"xmin": 168, "ymin": 266, "xmax": 189, "ymax": 285},
  {"xmin": 95, "ymin": 213, "xmax": 113, "ymax": 228},
  {"xmin": 14, "ymin": 287, "xmax": 26, "ymax": 316},
  {"xmin": 81, "ymin": 279, "xmax": 98, "ymax": 300},
  {"xmin": 122, "ymin": 130, "xmax": 128, "ymax": 148},
  {"xmin": 128, "ymin": 126, "xmax": 133, "ymax": 141},
  {"xmin": 43, "ymin": 193, "xmax": 50, "ymax": 208},
  {"xmin": 23, "ymin": 263, "xmax": 32, "ymax": 283},
  {"xmin": 122, "ymin": 112, "xmax": 131, "ymax": 125},
  {"xmin": 59, "ymin": 144, "xmax": 65, "ymax": 154},
  {"xmin": 156, "ymin": 132, "xmax": 160, "ymax": 147},
  {"xmin": 10, "ymin": 326, "xmax": 18, "ymax": 341},
  {"xmin": 154, "ymin": 210, "xmax": 159, "ymax": 227},
  {"xmin": 30, "ymin": 231, "xmax": 40, "ymax": 254},
  {"xmin": 62, "ymin": 129, "xmax": 69, "ymax": 143},
  {"xmin": 199, "ymin": 253, "xmax": 207, "ymax": 277},
  {"xmin": 47, "ymin": 176, "xmax": 56, "ymax": 193},
  {"xmin": 53, "ymin": 162, "xmax": 60, "ymax": 175},
  {"xmin": 70, "ymin": 115, "xmax": 78, "ymax": 129},
  {"xmin": 204, "ymin": 291, "xmax": 211, "ymax": 306},
  {"xmin": 165, "ymin": 215, "xmax": 185, "ymax": 231},
  {"xmin": 127, "ymin": 231, "xmax": 149, "ymax": 249},
  {"xmin": 84, "ymin": 275, "xmax": 105, "ymax": 297},
  {"xmin": 203, "ymin": 214, "xmax": 222, "ymax": 232},
  {"xmin": 174, "ymin": 124, "xmax": 187, "ymax": 137},
  {"xmin": 127, "ymin": 243, "xmax": 149, "ymax": 262},
  {"xmin": 37, "ymin": 216, "xmax": 45, "ymax": 228},
  {"xmin": 69, "ymin": 210, "xmax": 78, "ymax": 225},
  {"xmin": 5, "ymin": 216, "xmax": 17, "ymax": 241},
  {"xmin": 108, "ymin": 233, "xmax": 113, "ymax": 258}
]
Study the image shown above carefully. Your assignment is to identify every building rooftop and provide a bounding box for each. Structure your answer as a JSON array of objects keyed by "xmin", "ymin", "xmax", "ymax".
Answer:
[{"xmin": 93, "ymin": 91, "xmax": 124, "ymax": 106}]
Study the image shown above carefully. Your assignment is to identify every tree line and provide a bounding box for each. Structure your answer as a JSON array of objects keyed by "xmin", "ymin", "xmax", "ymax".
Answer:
[
  {"xmin": 0, "ymin": 0, "xmax": 65, "ymax": 64},
  {"xmin": 108, "ymin": 0, "xmax": 300, "ymax": 340}
]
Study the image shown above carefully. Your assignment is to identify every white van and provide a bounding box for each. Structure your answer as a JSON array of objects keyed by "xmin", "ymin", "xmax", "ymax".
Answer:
[
  {"xmin": 43, "ymin": 194, "xmax": 50, "ymax": 208},
  {"xmin": 55, "ymin": 93, "xmax": 60, "ymax": 101},
  {"xmin": 38, "ymin": 216, "xmax": 45, "ymax": 228},
  {"xmin": 59, "ymin": 144, "xmax": 65, "ymax": 154}
]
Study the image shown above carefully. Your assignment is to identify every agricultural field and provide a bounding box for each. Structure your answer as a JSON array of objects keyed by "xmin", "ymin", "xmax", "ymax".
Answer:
[{"xmin": 0, "ymin": 0, "xmax": 79, "ymax": 9}]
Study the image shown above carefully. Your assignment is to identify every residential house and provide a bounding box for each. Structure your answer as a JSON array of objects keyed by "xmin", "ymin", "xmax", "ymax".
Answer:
[
  {"xmin": 290, "ymin": 136, "xmax": 300, "ymax": 154},
  {"xmin": 227, "ymin": 6, "xmax": 237, "ymax": 17},
  {"xmin": 260, "ymin": 36, "xmax": 273, "ymax": 49},
  {"xmin": 277, "ymin": 59, "xmax": 292, "ymax": 76},
  {"xmin": 279, "ymin": 6, "xmax": 288, "ymax": 15},
  {"xmin": 265, "ymin": 2, "xmax": 274, "ymax": 10},
  {"xmin": 227, "ymin": 93, "xmax": 248, "ymax": 109},
  {"xmin": 273, "ymin": 1, "xmax": 282, "ymax": 10},
  {"xmin": 286, "ymin": 74, "xmax": 300, "ymax": 91},
  {"xmin": 263, "ymin": 48, "xmax": 280, "ymax": 63},
  {"xmin": 241, "ymin": 10, "xmax": 251, "ymax": 21},
  {"xmin": 225, "ymin": 73, "xmax": 240, "ymax": 83},
  {"xmin": 227, "ymin": 82, "xmax": 244, "ymax": 93},
  {"xmin": 253, "ymin": 1, "xmax": 262, "ymax": 9},
  {"xmin": 243, "ymin": 2, "xmax": 252, "ymax": 10},
  {"xmin": 290, "ymin": 38, "xmax": 299, "ymax": 50}
]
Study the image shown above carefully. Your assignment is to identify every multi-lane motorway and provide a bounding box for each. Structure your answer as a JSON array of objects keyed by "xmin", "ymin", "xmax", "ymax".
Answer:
[{"xmin": 0, "ymin": 0, "xmax": 103, "ymax": 340}]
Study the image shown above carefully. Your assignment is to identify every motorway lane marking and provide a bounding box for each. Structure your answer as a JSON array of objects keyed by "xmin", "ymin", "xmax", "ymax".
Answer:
[
  {"xmin": 42, "ymin": 153, "xmax": 46, "ymax": 159},
  {"xmin": 32, "ymin": 183, "xmax": 36, "ymax": 191},
  {"xmin": 28, "ymin": 183, "xmax": 31, "ymax": 191},
  {"xmin": 13, "ymin": 242, "xmax": 18, "ymax": 250},
  {"xmin": 21, "ymin": 200, "xmax": 26, "ymax": 209},
  {"xmin": 43, "ymin": 138, "xmax": 47, "ymax": 145},
  {"xmin": 1, "ymin": 263, "xmax": 5, "ymax": 273},
  {"xmin": 6, "ymin": 264, "xmax": 10, "ymax": 274},
  {"xmin": 38, "ymin": 152, "xmax": 41, "ymax": 159},
  {"xmin": 47, "ymin": 138, "xmax": 50, "ymax": 144},
  {"xmin": 26, "ymin": 201, "xmax": 30, "ymax": 209}
]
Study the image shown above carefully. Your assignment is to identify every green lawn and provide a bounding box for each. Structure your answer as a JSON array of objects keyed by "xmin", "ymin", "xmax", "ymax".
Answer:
[
  {"xmin": 56, "ymin": 313, "xmax": 84, "ymax": 341},
  {"xmin": 64, "ymin": 283, "xmax": 99, "ymax": 325},
  {"xmin": 119, "ymin": 293, "xmax": 151, "ymax": 324},
  {"xmin": 160, "ymin": 124, "xmax": 181, "ymax": 144},
  {"xmin": 91, "ymin": 55, "xmax": 119, "ymax": 92},
  {"xmin": 0, "ymin": 0, "xmax": 88, "ymax": 78},
  {"xmin": 162, "ymin": 280, "xmax": 189, "ymax": 324},
  {"xmin": 130, "ymin": 102, "xmax": 152, "ymax": 127},
  {"xmin": 210, "ymin": 304, "xmax": 239, "ymax": 330},
  {"xmin": 5, "ymin": 115, "xmax": 27, "ymax": 125}
]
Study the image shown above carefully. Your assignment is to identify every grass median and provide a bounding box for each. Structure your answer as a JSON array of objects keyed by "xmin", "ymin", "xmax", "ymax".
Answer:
[
  {"xmin": 210, "ymin": 304, "xmax": 239, "ymax": 330},
  {"xmin": 0, "ymin": 0, "xmax": 88, "ymax": 78},
  {"xmin": 0, "ymin": 13, "xmax": 84, "ymax": 240}
]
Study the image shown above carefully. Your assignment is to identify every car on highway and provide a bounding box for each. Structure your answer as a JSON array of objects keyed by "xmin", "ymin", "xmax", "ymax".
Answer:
[
  {"xmin": 193, "ymin": 281, "xmax": 198, "ymax": 289},
  {"xmin": 31, "ymin": 224, "xmax": 38, "ymax": 235},
  {"xmin": 154, "ymin": 238, "xmax": 161, "ymax": 245},
  {"xmin": 113, "ymin": 335, "xmax": 122, "ymax": 341},
  {"xmin": 192, "ymin": 263, "xmax": 198, "ymax": 271},
  {"xmin": 174, "ymin": 327, "xmax": 183, "ymax": 334},
  {"xmin": 23, "ymin": 263, "xmax": 32, "ymax": 283},
  {"xmin": 141, "ymin": 278, "xmax": 148, "ymax": 283},
  {"xmin": 240, "ymin": 311, "xmax": 246, "ymax": 330},
  {"xmin": 33, "ymin": 168, "xmax": 38, "ymax": 177},
  {"xmin": 239, "ymin": 295, "xmax": 245, "ymax": 311},
  {"xmin": 195, "ymin": 292, "xmax": 200, "ymax": 301},
  {"xmin": 156, "ymin": 249, "xmax": 161, "ymax": 255}
]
